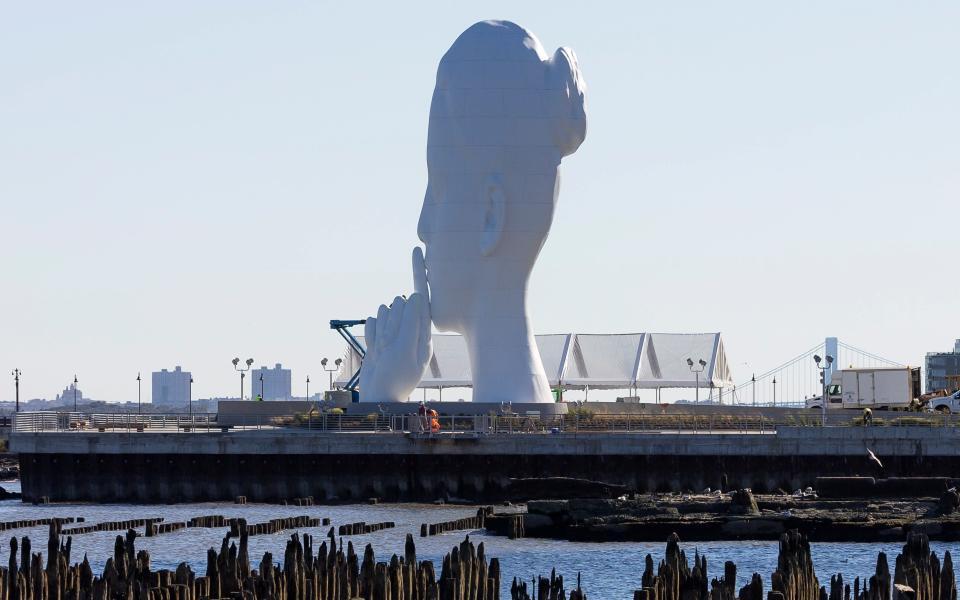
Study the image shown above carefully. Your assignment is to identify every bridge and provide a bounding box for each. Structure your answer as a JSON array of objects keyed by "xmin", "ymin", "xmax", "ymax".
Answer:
[{"xmin": 723, "ymin": 337, "xmax": 906, "ymax": 407}]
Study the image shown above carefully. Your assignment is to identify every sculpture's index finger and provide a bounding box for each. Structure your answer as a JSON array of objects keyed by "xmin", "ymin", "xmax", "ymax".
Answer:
[
  {"xmin": 412, "ymin": 247, "xmax": 429, "ymax": 301},
  {"xmin": 364, "ymin": 316, "xmax": 378, "ymax": 360}
]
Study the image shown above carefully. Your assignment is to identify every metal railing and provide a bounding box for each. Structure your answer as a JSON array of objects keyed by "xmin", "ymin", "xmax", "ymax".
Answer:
[
  {"xmin": 12, "ymin": 410, "xmax": 960, "ymax": 434},
  {"xmin": 13, "ymin": 412, "xmax": 218, "ymax": 433}
]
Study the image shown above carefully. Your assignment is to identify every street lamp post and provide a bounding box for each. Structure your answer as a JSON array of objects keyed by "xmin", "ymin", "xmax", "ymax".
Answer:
[
  {"xmin": 686, "ymin": 358, "xmax": 707, "ymax": 404},
  {"xmin": 189, "ymin": 376, "xmax": 194, "ymax": 417},
  {"xmin": 136, "ymin": 373, "xmax": 141, "ymax": 414},
  {"xmin": 73, "ymin": 375, "xmax": 78, "ymax": 412},
  {"xmin": 814, "ymin": 354, "xmax": 834, "ymax": 426},
  {"xmin": 772, "ymin": 376, "xmax": 777, "ymax": 407},
  {"xmin": 11, "ymin": 369, "xmax": 21, "ymax": 413},
  {"xmin": 321, "ymin": 358, "xmax": 342, "ymax": 391},
  {"xmin": 232, "ymin": 358, "xmax": 254, "ymax": 400},
  {"xmin": 306, "ymin": 376, "xmax": 310, "ymax": 402},
  {"xmin": 259, "ymin": 373, "xmax": 264, "ymax": 401},
  {"xmin": 751, "ymin": 374, "xmax": 756, "ymax": 407}
]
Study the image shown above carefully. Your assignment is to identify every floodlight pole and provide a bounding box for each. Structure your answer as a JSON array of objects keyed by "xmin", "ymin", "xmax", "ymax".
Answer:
[
  {"xmin": 687, "ymin": 359, "xmax": 706, "ymax": 405},
  {"xmin": 322, "ymin": 357, "xmax": 343, "ymax": 392},
  {"xmin": 233, "ymin": 359, "xmax": 254, "ymax": 400}
]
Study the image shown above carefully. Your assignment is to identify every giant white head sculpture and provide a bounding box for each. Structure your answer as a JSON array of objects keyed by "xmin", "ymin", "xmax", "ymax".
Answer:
[{"xmin": 360, "ymin": 20, "xmax": 586, "ymax": 403}]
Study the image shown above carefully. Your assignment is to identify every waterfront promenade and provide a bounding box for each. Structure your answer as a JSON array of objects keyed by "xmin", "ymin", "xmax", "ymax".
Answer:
[{"xmin": 11, "ymin": 410, "xmax": 960, "ymax": 503}]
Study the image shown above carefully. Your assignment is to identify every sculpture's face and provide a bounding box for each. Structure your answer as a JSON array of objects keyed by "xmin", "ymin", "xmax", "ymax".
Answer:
[
  {"xmin": 416, "ymin": 21, "xmax": 586, "ymax": 333},
  {"xmin": 417, "ymin": 152, "xmax": 560, "ymax": 331}
]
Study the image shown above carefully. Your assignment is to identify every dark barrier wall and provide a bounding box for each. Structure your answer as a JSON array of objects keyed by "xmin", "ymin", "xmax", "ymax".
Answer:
[{"xmin": 17, "ymin": 452, "xmax": 958, "ymax": 504}]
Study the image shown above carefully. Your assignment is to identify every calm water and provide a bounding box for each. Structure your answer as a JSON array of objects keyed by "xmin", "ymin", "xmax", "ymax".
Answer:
[{"xmin": 1, "ymin": 481, "xmax": 958, "ymax": 599}]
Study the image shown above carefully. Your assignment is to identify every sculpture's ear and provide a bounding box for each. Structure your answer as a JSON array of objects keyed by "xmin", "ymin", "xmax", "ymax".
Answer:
[
  {"xmin": 480, "ymin": 173, "xmax": 506, "ymax": 257},
  {"xmin": 546, "ymin": 47, "xmax": 587, "ymax": 157}
]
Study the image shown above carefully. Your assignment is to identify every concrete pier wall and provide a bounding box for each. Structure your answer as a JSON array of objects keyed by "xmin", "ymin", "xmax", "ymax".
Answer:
[{"xmin": 12, "ymin": 427, "xmax": 960, "ymax": 503}]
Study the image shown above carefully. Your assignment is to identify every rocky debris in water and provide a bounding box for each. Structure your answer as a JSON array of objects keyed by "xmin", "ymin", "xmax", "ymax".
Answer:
[
  {"xmin": 0, "ymin": 486, "xmax": 21, "ymax": 501},
  {"xmin": 0, "ymin": 456, "xmax": 19, "ymax": 481},
  {"xmin": 728, "ymin": 489, "xmax": 760, "ymax": 515},
  {"xmin": 939, "ymin": 489, "xmax": 960, "ymax": 516},
  {"xmin": 499, "ymin": 493, "xmax": 960, "ymax": 542}
]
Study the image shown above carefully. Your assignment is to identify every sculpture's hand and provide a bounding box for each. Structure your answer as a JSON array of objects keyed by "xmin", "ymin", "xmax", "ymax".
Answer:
[{"xmin": 359, "ymin": 248, "xmax": 432, "ymax": 402}]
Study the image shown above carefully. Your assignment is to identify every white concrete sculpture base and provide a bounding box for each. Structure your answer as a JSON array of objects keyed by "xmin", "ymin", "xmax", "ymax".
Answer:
[{"xmin": 360, "ymin": 20, "xmax": 586, "ymax": 403}]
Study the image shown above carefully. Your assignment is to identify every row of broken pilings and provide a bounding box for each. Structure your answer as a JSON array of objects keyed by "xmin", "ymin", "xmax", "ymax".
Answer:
[
  {"xmin": 421, "ymin": 509, "xmax": 491, "ymax": 537},
  {"xmin": 0, "ymin": 519, "xmax": 535, "ymax": 600},
  {"xmin": 420, "ymin": 508, "xmax": 524, "ymax": 541},
  {"xmin": 510, "ymin": 570, "xmax": 586, "ymax": 600},
  {"xmin": 227, "ymin": 517, "xmax": 330, "ymax": 539},
  {"xmin": 634, "ymin": 529, "xmax": 956, "ymax": 600},
  {"xmin": 0, "ymin": 517, "xmax": 954, "ymax": 600},
  {"xmin": 0, "ymin": 519, "xmax": 80, "ymax": 533},
  {"xmin": 337, "ymin": 523, "xmax": 395, "ymax": 537}
]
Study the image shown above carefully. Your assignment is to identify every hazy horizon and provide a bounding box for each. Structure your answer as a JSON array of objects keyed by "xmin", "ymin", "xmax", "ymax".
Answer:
[{"xmin": 2, "ymin": 2, "xmax": 957, "ymax": 403}]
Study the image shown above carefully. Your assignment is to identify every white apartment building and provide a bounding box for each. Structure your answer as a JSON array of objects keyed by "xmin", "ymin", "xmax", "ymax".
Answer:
[
  {"xmin": 251, "ymin": 363, "xmax": 292, "ymax": 401},
  {"xmin": 152, "ymin": 366, "xmax": 191, "ymax": 407}
]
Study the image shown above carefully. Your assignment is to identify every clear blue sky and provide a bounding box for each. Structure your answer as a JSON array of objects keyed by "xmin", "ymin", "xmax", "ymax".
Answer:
[{"xmin": 2, "ymin": 2, "xmax": 957, "ymax": 403}]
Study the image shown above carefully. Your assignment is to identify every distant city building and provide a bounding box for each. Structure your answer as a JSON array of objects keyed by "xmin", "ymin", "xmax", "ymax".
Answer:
[
  {"xmin": 152, "ymin": 366, "xmax": 191, "ymax": 407},
  {"xmin": 925, "ymin": 340, "xmax": 960, "ymax": 393},
  {"xmin": 55, "ymin": 383, "xmax": 88, "ymax": 406},
  {"xmin": 251, "ymin": 363, "xmax": 292, "ymax": 400}
]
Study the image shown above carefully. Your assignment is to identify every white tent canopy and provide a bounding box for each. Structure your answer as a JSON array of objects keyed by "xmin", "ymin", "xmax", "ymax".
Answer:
[{"xmin": 335, "ymin": 332, "xmax": 733, "ymax": 391}]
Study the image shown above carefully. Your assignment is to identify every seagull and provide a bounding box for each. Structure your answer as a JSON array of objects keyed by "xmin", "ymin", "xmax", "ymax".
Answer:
[{"xmin": 867, "ymin": 448, "xmax": 883, "ymax": 469}]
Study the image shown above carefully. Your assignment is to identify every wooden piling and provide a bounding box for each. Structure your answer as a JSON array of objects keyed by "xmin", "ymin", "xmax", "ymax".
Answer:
[{"xmin": 421, "ymin": 508, "xmax": 491, "ymax": 537}]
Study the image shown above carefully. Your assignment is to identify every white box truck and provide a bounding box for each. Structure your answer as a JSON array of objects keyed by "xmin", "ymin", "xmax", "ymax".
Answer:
[{"xmin": 806, "ymin": 367, "xmax": 921, "ymax": 410}]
